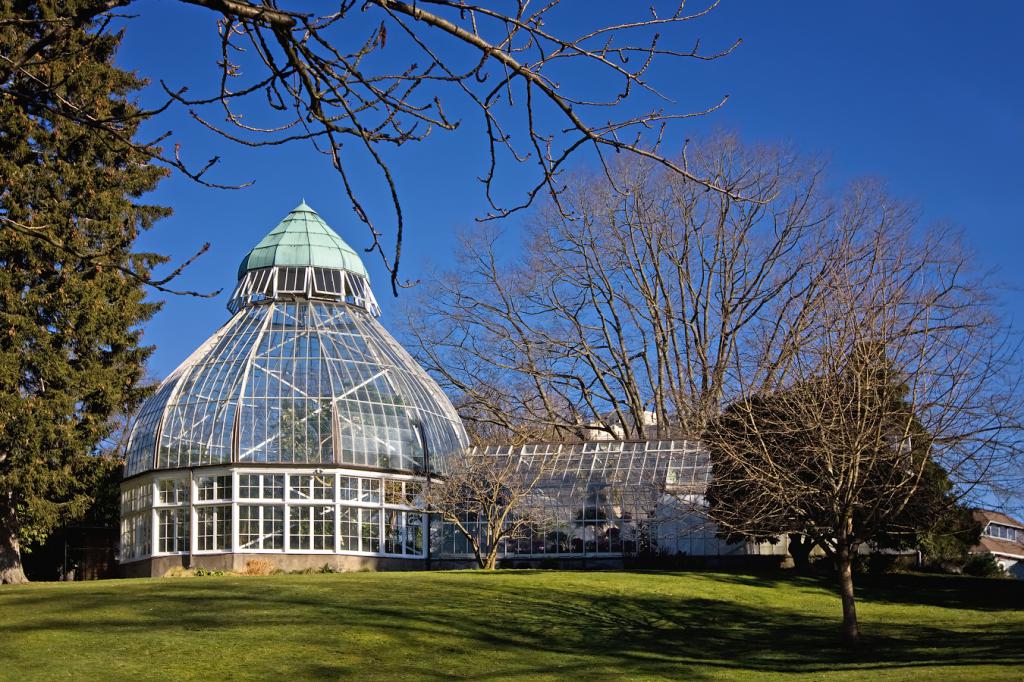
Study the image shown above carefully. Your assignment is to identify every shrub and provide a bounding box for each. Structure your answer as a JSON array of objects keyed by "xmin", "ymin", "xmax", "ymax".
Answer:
[
  {"xmin": 963, "ymin": 552, "xmax": 1005, "ymax": 578},
  {"xmin": 163, "ymin": 567, "xmax": 194, "ymax": 578},
  {"xmin": 241, "ymin": 559, "xmax": 278, "ymax": 576},
  {"xmin": 868, "ymin": 553, "xmax": 900, "ymax": 575},
  {"xmin": 194, "ymin": 567, "xmax": 225, "ymax": 577}
]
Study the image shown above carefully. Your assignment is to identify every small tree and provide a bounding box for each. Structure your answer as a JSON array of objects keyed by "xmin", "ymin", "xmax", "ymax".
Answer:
[
  {"xmin": 707, "ymin": 351, "xmax": 937, "ymax": 642},
  {"xmin": 713, "ymin": 429, "xmax": 981, "ymax": 574},
  {"xmin": 963, "ymin": 552, "xmax": 1005, "ymax": 578},
  {"xmin": 915, "ymin": 507, "xmax": 981, "ymax": 572},
  {"xmin": 420, "ymin": 452, "xmax": 547, "ymax": 570}
]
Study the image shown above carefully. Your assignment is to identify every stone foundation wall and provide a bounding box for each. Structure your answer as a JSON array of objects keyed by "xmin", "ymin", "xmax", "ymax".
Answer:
[
  {"xmin": 119, "ymin": 552, "xmax": 788, "ymax": 577},
  {"xmin": 120, "ymin": 553, "xmax": 426, "ymax": 578}
]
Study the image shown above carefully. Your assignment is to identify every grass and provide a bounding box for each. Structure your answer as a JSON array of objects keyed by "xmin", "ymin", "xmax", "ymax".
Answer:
[{"xmin": 1, "ymin": 570, "xmax": 1022, "ymax": 680}]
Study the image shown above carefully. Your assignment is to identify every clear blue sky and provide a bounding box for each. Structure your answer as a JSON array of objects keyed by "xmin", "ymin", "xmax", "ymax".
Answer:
[{"xmin": 115, "ymin": 1, "xmax": 1024, "ymax": 380}]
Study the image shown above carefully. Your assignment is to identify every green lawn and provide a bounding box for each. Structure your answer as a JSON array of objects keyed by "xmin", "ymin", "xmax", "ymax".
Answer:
[{"xmin": 1, "ymin": 570, "xmax": 1022, "ymax": 680}]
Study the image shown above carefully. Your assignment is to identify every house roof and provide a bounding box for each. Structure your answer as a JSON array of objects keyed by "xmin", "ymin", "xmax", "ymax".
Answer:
[
  {"xmin": 237, "ymin": 202, "xmax": 369, "ymax": 279},
  {"xmin": 970, "ymin": 509, "xmax": 1024, "ymax": 559},
  {"xmin": 975, "ymin": 535, "xmax": 1024, "ymax": 560},
  {"xmin": 972, "ymin": 509, "xmax": 1024, "ymax": 529}
]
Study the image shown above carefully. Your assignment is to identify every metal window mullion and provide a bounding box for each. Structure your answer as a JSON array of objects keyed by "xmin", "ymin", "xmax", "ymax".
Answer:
[
  {"xmin": 283, "ymin": 499, "xmax": 292, "ymax": 553},
  {"xmin": 149, "ymin": 478, "xmax": 159, "ymax": 558},
  {"xmin": 231, "ymin": 470, "xmax": 239, "ymax": 553},
  {"xmin": 189, "ymin": 472, "xmax": 198, "ymax": 555},
  {"xmin": 234, "ymin": 303, "xmax": 275, "ymax": 463}
]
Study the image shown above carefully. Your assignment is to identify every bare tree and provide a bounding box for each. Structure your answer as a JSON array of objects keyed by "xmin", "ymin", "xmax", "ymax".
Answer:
[
  {"xmin": 3, "ymin": 1, "xmax": 741, "ymax": 293},
  {"xmin": 408, "ymin": 140, "xmax": 1023, "ymax": 637},
  {"xmin": 705, "ymin": 188, "xmax": 1024, "ymax": 644},
  {"xmin": 420, "ymin": 450, "xmax": 548, "ymax": 569},
  {"xmin": 405, "ymin": 135, "xmax": 829, "ymax": 441}
]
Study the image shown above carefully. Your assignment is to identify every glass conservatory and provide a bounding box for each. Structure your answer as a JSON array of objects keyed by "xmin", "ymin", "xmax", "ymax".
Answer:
[
  {"xmin": 119, "ymin": 203, "xmax": 783, "ymax": 575},
  {"xmin": 438, "ymin": 440, "xmax": 783, "ymax": 566},
  {"xmin": 119, "ymin": 203, "xmax": 468, "ymax": 575}
]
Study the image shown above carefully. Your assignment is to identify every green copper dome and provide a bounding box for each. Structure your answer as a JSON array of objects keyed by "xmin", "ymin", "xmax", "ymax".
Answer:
[{"xmin": 237, "ymin": 202, "xmax": 369, "ymax": 279}]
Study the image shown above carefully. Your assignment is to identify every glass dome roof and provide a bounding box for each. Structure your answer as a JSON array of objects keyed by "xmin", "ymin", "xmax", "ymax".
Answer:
[
  {"xmin": 237, "ymin": 202, "xmax": 369, "ymax": 279},
  {"xmin": 124, "ymin": 205, "xmax": 467, "ymax": 478}
]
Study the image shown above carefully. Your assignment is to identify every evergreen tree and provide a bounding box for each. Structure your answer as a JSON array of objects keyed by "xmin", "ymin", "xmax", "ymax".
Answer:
[{"xmin": 0, "ymin": 0, "xmax": 168, "ymax": 583}]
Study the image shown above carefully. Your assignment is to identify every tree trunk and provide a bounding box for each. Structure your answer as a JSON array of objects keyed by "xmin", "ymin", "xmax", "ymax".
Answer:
[
  {"xmin": 0, "ymin": 501, "xmax": 28, "ymax": 584},
  {"xmin": 788, "ymin": 533, "xmax": 815, "ymax": 572},
  {"xmin": 483, "ymin": 547, "xmax": 499, "ymax": 570},
  {"xmin": 469, "ymin": 542, "xmax": 486, "ymax": 569},
  {"xmin": 836, "ymin": 541, "xmax": 859, "ymax": 645}
]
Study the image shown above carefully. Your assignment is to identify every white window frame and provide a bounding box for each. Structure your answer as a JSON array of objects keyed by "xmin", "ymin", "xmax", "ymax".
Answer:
[{"xmin": 123, "ymin": 467, "xmax": 428, "ymax": 560}]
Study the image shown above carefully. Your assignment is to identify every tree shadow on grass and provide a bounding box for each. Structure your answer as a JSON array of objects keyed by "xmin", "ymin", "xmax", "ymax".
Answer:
[
  {"xmin": 853, "ymin": 572, "xmax": 1024, "ymax": 611},
  {"xmin": 683, "ymin": 568, "xmax": 1024, "ymax": 612},
  {"xmin": 2, "ymin": 573, "xmax": 1023, "ymax": 680}
]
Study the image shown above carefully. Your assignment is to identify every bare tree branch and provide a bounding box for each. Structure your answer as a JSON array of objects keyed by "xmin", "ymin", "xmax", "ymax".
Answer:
[
  {"xmin": 405, "ymin": 136, "xmax": 825, "ymax": 443},
  {"xmin": 4, "ymin": 1, "xmax": 742, "ymax": 295}
]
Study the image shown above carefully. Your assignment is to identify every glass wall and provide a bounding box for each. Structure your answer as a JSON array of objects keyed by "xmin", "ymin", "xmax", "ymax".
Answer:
[
  {"xmin": 120, "ymin": 441, "xmax": 784, "ymax": 566},
  {"xmin": 120, "ymin": 482, "xmax": 152, "ymax": 561},
  {"xmin": 156, "ymin": 478, "xmax": 190, "ymax": 554},
  {"xmin": 436, "ymin": 440, "xmax": 754, "ymax": 560},
  {"xmin": 120, "ymin": 468, "xmax": 428, "ymax": 563}
]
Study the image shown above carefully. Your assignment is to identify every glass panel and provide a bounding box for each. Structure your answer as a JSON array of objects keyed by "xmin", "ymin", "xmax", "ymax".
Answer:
[
  {"xmin": 239, "ymin": 474, "xmax": 261, "ymax": 499},
  {"xmin": 313, "ymin": 474, "xmax": 334, "ymax": 500},
  {"xmin": 239, "ymin": 505, "xmax": 261, "ymax": 549},
  {"xmin": 339, "ymin": 476, "xmax": 358, "ymax": 501},
  {"xmin": 289, "ymin": 475, "xmax": 312, "ymax": 500},
  {"xmin": 121, "ymin": 512, "xmax": 152, "ymax": 559},
  {"xmin": 253, "ymin": 269, "xmax": 273, "ymax": 295},
  {"xmin": 278, "ymin": 267, "xmax": 306, "ymax": 293},
  {"xmin": 264, "ymin": 506, "xmax": 284, "ymax": 549},
  {"xmin": 313, "ymin": 267, "xmax": 342, "ymax": 295},
  {"xmin": 158, "ymin": 479, "xmax": 189, "ymax": 505},
  {"xmin": 338, "ymin": 506, "xmax": 358, "ymax": 550},
  {"xmin": 313, "ymin": 506, "xmax": 334, "ymax": 550},
  {"xmin": 361, "ymin": 509, "xmax": 380, "ymax": 552},
  {"xmin": 289, "ymin": 505, "xmax": 333, "ymax": 550},
  {"xmin": 197, "ymin": 475, "xmax": 232, "ymax": 501},
  {"xmin": 225, "ymin": 302, "xmax": 466, "ymax": 471},
  {"xmin": 196, "ymin": 506, "xmax": 231, "ymax": 551},
  {"xmin": 384, "ymin": 510, "xmax": 402, "ymax": 554},
  {"xmin": 125, "ymin": 378, "xmax": 177, "ymax": 476},
  {"xmin": 157, "ymin": 508, "xmax": 188, "ymax": 553},
  {"xmin": 432, "ymin": 440, "xmax": 713, "ymax": 561},
  {"xmin": 404, "ymin": 482, "xmax": 422, "ymax": 505},
  {"xmin": 289, "ymin": 506, "xmax": 309, "ymax": 551},
  {"xmin": 405, "ymin": 513, "xmax": 423, "ymax": 555},
  {"xmin": 360, "ymin": 478, "xmax": 381, "ymax": 504},
  {"xmin": 157, "ymin": 307, "xmax": 265, "ymax": 469},
  {"xmin": 239, "ymin": 504, "xmax": 284, "ymax": 550},
  {"xmin": 264, "ymin": 474, "xmax": 284, "ymax": 500},
  {"xmin": 384, "ymin": 480, "xmax": 404, "ymax": 505},
  {"xmin": 131, "ymin": 296, "xmax": 470, "ymax": 478}
]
